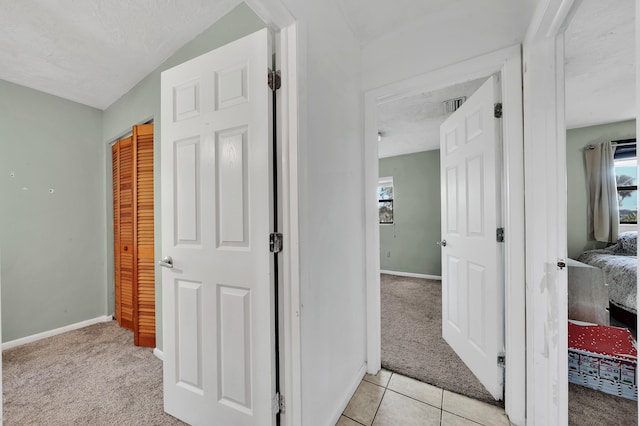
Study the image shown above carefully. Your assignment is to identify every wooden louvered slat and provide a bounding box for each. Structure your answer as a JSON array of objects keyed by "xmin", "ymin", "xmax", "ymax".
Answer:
[
  {"xmin": 133, "ymin": 123, "xmax": 156, "ymax": 347},
  {"xmin": 112, "ymin": 143, "xmax": 121, "ymax": 325},
  {"xmin": 117, "ymin": 137, "xmax": 134, "ymax": 331},
  {"xmin": 113, "ymin": 125, "xmax": 155, "ymax": 347}
]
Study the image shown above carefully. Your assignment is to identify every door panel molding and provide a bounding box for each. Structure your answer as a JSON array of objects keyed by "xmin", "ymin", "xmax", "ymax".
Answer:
[
  {"xmin": 161, "ymin": 28, "xmax": 274, "ymax": 425},
  {"xmin": 440, "ymin": 76, "xmax": 503, "ymax": 400}
]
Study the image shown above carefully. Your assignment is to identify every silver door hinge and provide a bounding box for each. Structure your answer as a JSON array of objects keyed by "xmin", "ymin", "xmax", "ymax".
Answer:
[
  {"xmin": 268, "ymin": 69, "xmax": 281, "ymax": 91},
  {"xmin": 273, "ymin": 392, "xmax": 285, "ymax": 415},
  {"xmin": 496, "ymin": 227, "xmax": 505, "ymax": 243},
  {"xmin": 494, "ymin": 103, "xmax": 503, "ymax": 118},
  {"xmin": 270, "ymin": 233, "xmax": 283, "ymax": 253},
  {"xmin": 497, "ymin": 352, "xmax": 506, "ymax": 368}
]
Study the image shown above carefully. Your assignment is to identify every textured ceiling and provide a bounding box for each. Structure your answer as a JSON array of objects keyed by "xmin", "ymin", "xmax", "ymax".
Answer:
[
  {"xmin": 564, "ymin": 0, "xmax": 634, "ymax": 129},
  {"xmin": 334, "ymin": 0, "xmax": 459, "ymax": 46},
  {"xmin": 0, "ymin": 0, "xmax": 633, "ymax": 132},
  {"xmin": 377, "ymin": 0, "xmax": 635, "ymax": 158},
  {"xmin": 377, "ymin": 79, "xmax": 486, "ymax": 158},
  {"xmin": 0, "ymin": 0, "xmax": 477, "ymax": 110},
  {"xmin": 0, "ymin": 0, "xmax": 238, "ymax": 109}
]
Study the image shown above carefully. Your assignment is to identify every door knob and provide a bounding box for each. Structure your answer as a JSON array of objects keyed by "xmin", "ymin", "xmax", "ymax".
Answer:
[
  {"xmin": 437, "ymin": 240, "xmax": 447, "ymax": 247},
  {"xmin": 158, "ymin": 256, "xmax": 174, "ymax": 268}
]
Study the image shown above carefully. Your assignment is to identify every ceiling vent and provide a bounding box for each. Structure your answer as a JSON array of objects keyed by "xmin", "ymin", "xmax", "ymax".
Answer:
[{"xmin": 443, "ymin": 96, "xmax": 466, "ymax": 114}]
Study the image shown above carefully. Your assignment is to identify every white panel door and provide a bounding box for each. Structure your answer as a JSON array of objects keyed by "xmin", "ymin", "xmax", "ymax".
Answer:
[
  {"xmin": 160, "ymin": 28, "xmax": 274, "ymax": 426},
  {"xmin": 440, "ymin": 76, "xmax": 504, "ymax": 400}
]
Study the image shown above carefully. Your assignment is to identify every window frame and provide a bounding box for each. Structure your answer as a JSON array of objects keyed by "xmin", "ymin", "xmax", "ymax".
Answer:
[
  {"xmin": 378, "ymin": 176, "xmax": 394, "ymax": 225},
  {"xmin": 614, "ymin": 157, "xmax": 638, "ymax": 225}
]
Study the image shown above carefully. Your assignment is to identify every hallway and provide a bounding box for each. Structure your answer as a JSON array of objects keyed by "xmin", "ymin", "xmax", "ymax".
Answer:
[{"xmin": 337, "ymin": 370, "xmax": 511, "ymax": 425}]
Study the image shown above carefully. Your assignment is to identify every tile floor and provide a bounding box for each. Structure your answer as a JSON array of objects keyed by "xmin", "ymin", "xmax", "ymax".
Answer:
[{"xmin": 337, "ymin": 370, "xmax": 512, "ymax": 426}]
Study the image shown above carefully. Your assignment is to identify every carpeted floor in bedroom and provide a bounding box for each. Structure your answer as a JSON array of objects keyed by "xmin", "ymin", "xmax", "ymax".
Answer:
[
  {"xmin": 2, "ymin": 276, "xmax": 637, "ymax": 425},
  {"xmin": 380, "ymin": 273, "xmax": 498, "ymax": 406},
  {"xmin": 3, "ymin": 321, "xmax": 186, "ymax": 425},
  {"xmin": 380, "ymin": 273, "xmax": 638, "ymax": 426}
]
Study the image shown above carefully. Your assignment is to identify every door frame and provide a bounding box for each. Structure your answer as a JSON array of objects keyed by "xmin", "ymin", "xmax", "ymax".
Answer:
[
  {"xmin": 363, "ymin": 45, "xmax": 525, "ymax": 424},
  {"xmin": 522, "ymin": 1, "xmax": 582, "ymax": 425},
  {"xmin": 243, "ymin": 2, "xmax": 301, "ymax": 425},
  {"xmin": 150, "ymin": 1, "xmax": 302, "ymax": 424}
]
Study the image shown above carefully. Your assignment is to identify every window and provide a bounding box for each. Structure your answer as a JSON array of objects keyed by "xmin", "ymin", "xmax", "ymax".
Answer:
[
  {"xmin": 614, "ymin": 158, "xmax": 638, "ymax": 224},
  {"xmin": 378, "ymin": 177, "xmax": 394, "ymax": 224}
]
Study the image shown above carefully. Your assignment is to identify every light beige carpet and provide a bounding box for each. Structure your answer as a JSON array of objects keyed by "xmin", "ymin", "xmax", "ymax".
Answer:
[
  {"xmin": 3, "ymin": 321, "xmax": 186, "ymax": 425},
  {"xmin": 569, "ymin": 382, "xmax": 637, "ymax": 426},
  {"xmin": 380, "ymin": 273, "xmax": 499, "ymax": 405},
  {"xmin": 380, "ymin": 273, "xmax": 638, "ymax": 425}
]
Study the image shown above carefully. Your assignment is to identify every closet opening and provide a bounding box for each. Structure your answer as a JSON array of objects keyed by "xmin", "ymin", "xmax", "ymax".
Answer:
[{"xmin": 111, "ymin": 122, "xmax": 156, "ymax": 347}]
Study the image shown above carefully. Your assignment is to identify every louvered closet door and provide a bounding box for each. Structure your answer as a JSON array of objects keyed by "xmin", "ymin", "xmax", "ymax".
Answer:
[
  {"xmin": 133, "ymin": 123, "xmax": 155, "ymax": 347},
  {"xmin": 115, "ymin": 137, "xmax": 135, "ymax": 330},
  {"xmin": 112, "ymin": 143, "xmax": 121, "ymax": 324}
]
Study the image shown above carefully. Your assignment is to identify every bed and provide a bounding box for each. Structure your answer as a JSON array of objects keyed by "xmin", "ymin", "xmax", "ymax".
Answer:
[{"xmin": 577, "ymin": 231, "xmax": 637, "ymax": 323}]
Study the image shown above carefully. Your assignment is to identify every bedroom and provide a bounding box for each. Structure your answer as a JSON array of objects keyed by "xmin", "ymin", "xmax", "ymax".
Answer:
[{"xmin": 564, "ymin": 0, "xmax": 638, "ymax": 423}]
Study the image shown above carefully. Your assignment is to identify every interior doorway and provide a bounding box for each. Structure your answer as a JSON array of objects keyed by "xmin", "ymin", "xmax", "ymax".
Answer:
[
  {"xmin": 374, "ymin": 77, "xmax": 500, "ymax": 405},
  {"xmin": 563, "ymin": 0, "xmax": 638, "ymax": 424},
  {"xmin": 364, "ymin": 45, "xmax": 526, "ymax": 425}
]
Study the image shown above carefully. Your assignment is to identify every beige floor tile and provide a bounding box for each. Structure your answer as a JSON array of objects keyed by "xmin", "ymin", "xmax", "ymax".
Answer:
[
  {"xmin": 372, "ymin": 390, "xmax": 441, "ymax": 426},
  {"xmin": 362, "ymin": 369, "xmax": 392, "ymax": 387},
  {"xmin": 441, "ymin": 411, "xmax": 483, "ymax": 426},
  {"xmin": 336, "ymin": 415, "xmax": 364, "ymax": 426},
  {"xmin": 387, "ymin": 373, "xmax": 443, "ymax": 408},
  {"xmin": 442, "ymin": 391, "xmax": 510, "ymax": 426},
  {"xmin": 343, "ymin": 381, "xmax": 385, "ymax": 426}
]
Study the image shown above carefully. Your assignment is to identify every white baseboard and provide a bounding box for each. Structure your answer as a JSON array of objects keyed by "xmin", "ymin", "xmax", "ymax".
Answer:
[
  {"xmin": 2, "ymin": 315, "xmax": 113, "ymax": 350},
  {"xmin": 330, "ymin": 363, "xmax": 367, "ymax": 425},
  {"xmin": 153, "ymin": 348, "xmax": 164, "ymax": 361},
  {"xmin": 380, "ymin": 270, "xmax": 442, "ymax": 280}
]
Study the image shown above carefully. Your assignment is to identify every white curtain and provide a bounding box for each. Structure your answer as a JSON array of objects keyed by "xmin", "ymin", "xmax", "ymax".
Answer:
[{"xmin": 585, "ymin": 141, "xmax": 619, "ymax": 242}]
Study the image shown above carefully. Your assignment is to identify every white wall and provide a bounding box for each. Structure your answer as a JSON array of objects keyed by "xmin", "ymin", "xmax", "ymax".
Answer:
[
  {"xmin": 361, "ymin": 0, "xmax": 527, "ymax": 91},
  {"xmin": 281, "ymin": 1, "xmax": 367, "ymax": 424}
]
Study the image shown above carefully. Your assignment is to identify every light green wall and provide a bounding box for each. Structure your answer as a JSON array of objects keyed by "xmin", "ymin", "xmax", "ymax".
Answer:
[
  {"xmin": 0, "ymin": 80, "xmax": 105, "ymax": 342},
  {"xmin": 566, "ymin": 120, "xmax": 636, "ymax": 259},
  {"xmin": 379, "ymin": 150, "xmax": 442, "ymax": 276},
  {"xmin": 102, "ymin": 3, "xmax": 266, "ymax": 350},
  {"xmin": 0, "ymin": 3, "xmax": 265, "ymax": 345}
]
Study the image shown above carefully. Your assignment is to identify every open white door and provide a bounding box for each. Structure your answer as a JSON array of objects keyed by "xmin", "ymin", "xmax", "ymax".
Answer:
[
  {"xmin": 160, "ymin": 28, "xmax": 275, "ymax": 425},
  {"xmin": 440, "ymin": 76, "xmax": 504, "ymax": 400}
]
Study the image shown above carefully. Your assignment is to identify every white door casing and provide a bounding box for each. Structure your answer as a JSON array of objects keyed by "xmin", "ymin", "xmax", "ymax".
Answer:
[
  {"xmin": 160, "ymin": 28, "xmax": 275, "ymax": 425},
  {"xmin": 440, "ymin": 76, "xmax": 504, "ymax": 400},
  {"xmin": 364, "ymin": 46, "xmax": 524, "ymax": 424},
  {"xmin": 523, "ymin": 0, "xmax": 582, "ymax": 423}
]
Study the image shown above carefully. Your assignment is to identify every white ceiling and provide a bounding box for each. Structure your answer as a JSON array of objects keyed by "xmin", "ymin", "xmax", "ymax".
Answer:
[
  {"xmin": 0, "ymin": 0, "xmax": 454, "ymax": 110},
  {"xmin": 564, "ymin": 0, "xmax": 635, "ymax": 129},
  {"xmin": 334, "ymin": 0, "xmax": 461, "ymax": 46},
  {"xmin": 376, "ymin": 0, "xmax": 635, "ymax": 158},
  {"xmin": 0, "ymin": 0, "xmax": 238, "ymax": 110},
  {"xmin": 377, "ymin": 79, "xmax": 486, "ymax": 158},
  {"xmin": 0, "ymin": 0, "xmax": 634, "ymax": 137}
]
